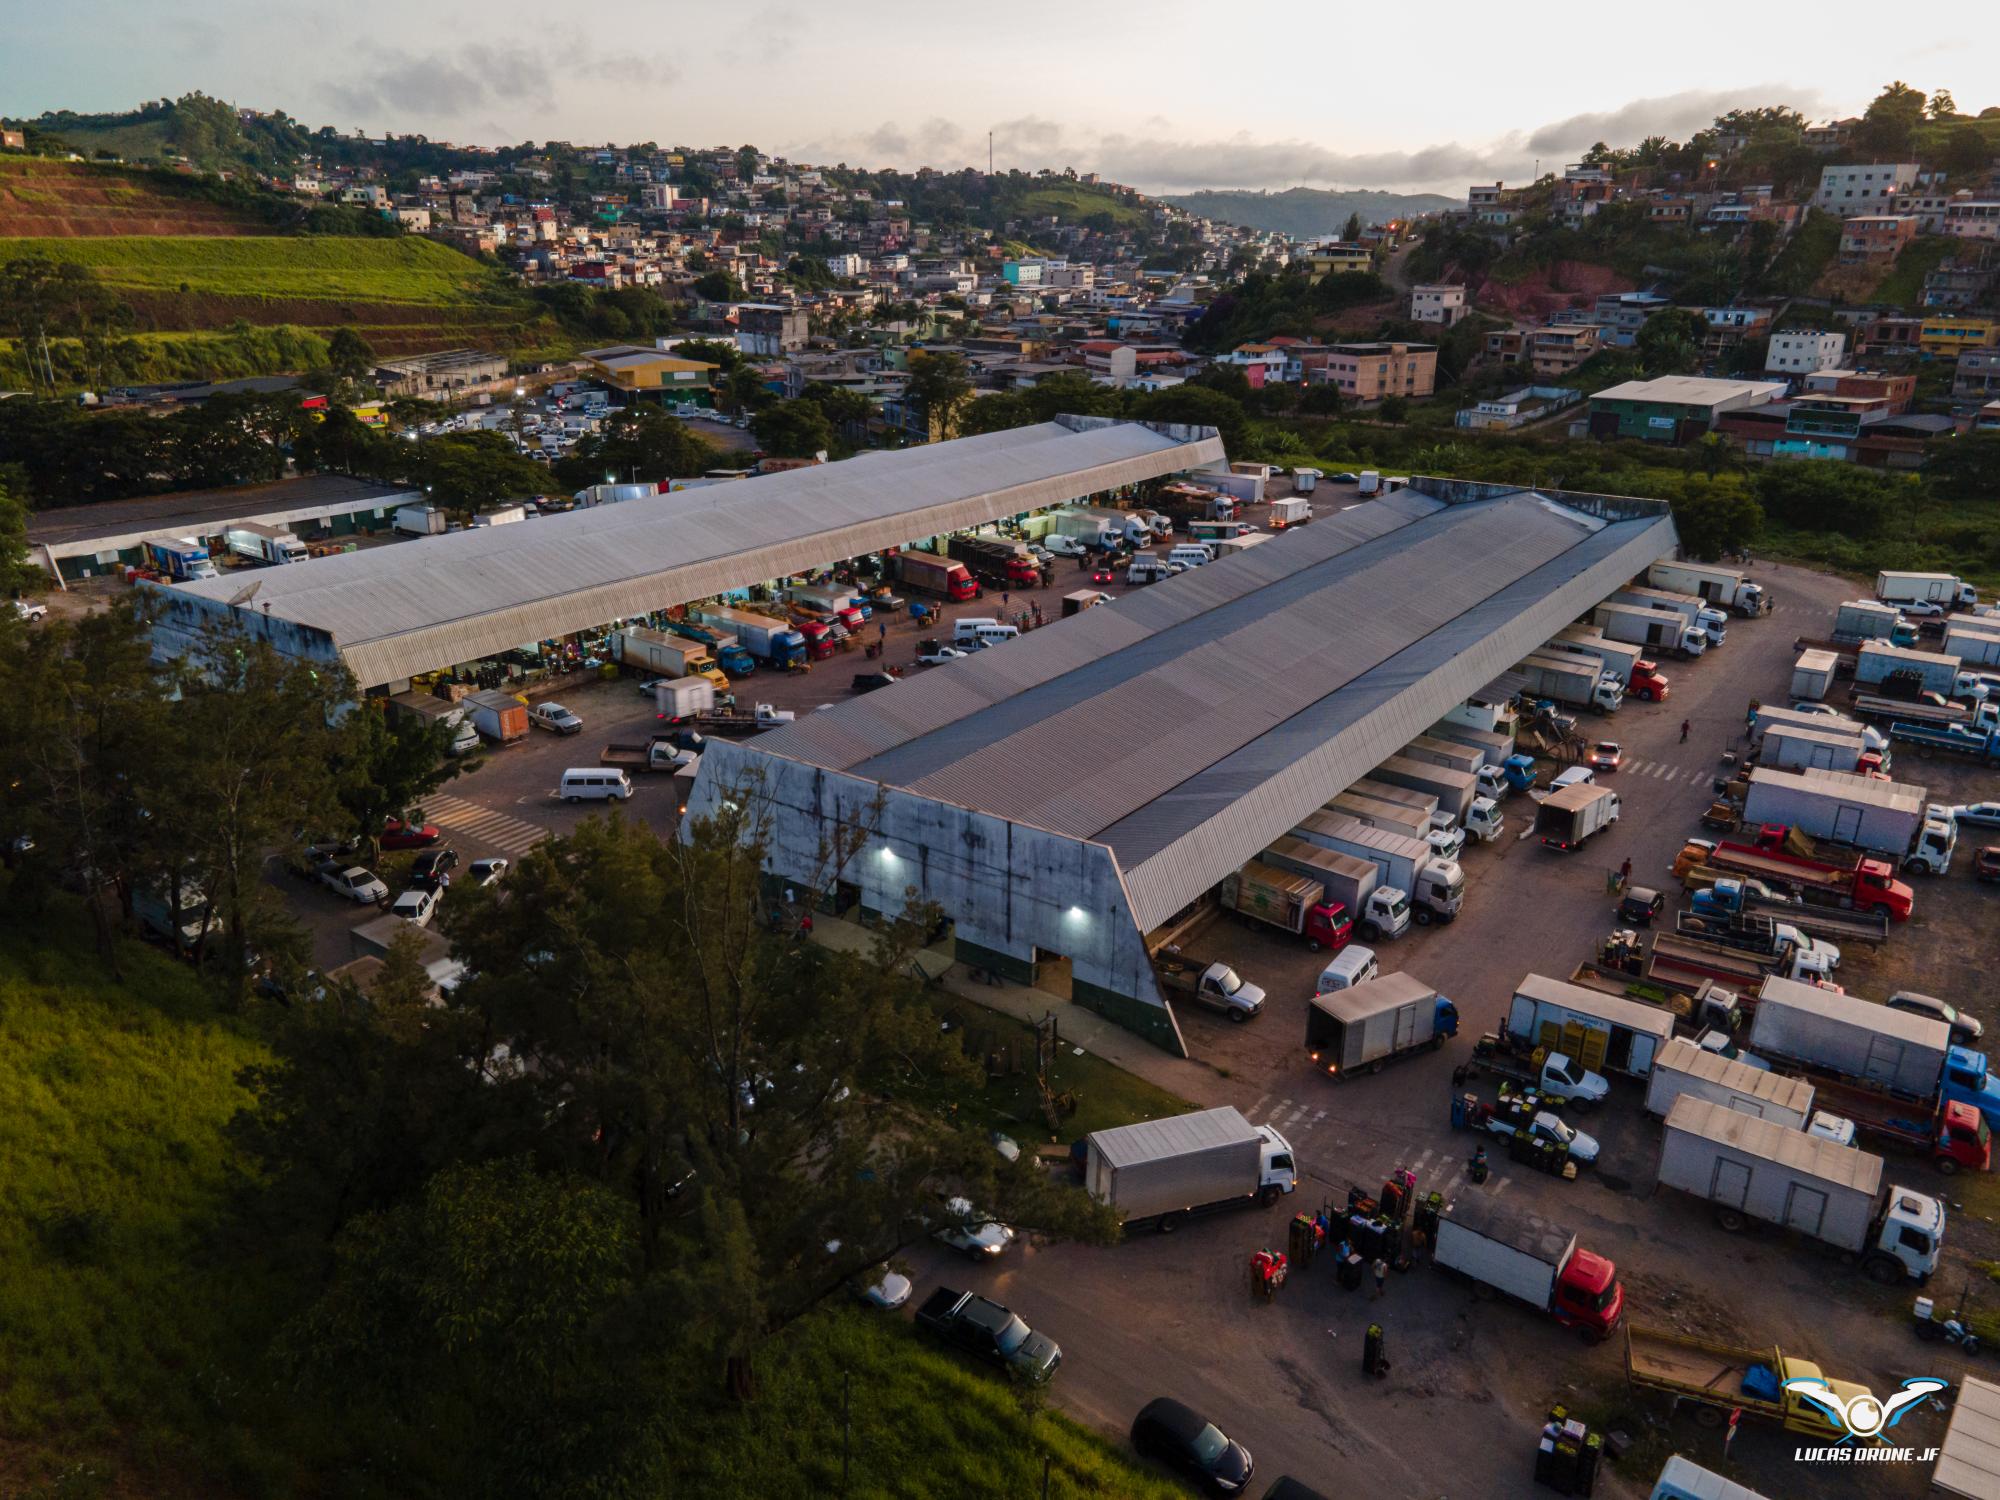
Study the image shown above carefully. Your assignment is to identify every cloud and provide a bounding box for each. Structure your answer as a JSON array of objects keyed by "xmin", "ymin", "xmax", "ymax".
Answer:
[
  {"xmin": 321, "ymin": 44, "xmax": 555, "ymax": 122},
  {"xmin": 788, "ymin": 84, "xmax": 1831, "ymax": 194}
]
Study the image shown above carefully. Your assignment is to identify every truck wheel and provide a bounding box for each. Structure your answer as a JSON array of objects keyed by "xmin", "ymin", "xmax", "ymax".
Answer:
[
  {"xmin": 1691, "ymin": 1404, "xmax": 1725, "ymax": 1430},
  {"xmin": 1359, "ymin": 921, "xmax": 1380, "ymax": 941},
  {"xmin": 1936, "ymin": 1156, "xmax": 1960, "ymax": 1176},
  {"xmin": 1307, "ymin": 939, "xmax": 1321, "ymax": 952},
  {"xmin": 1714, "ymin": 1207, "xmax": 1746, "ymax": 1232},
  {"xmin": 1413, "ymin": 908, "xmax": 1433, "ymax": 927},
  {"xmin": 1864, "ymin": 1255, "xmax": 1903, "ymax": 1286},
  {"xmin": 1227, "ymin": 1009, "xmax": 1247, "ymax": 1024},
  {"xmin": 1431, "ymin": 1035, "xmax": 1447, "ymax": 1051},
  {"xmin": 1157, "ymin": 1212, "xmax": 1183, "ymax": 1235},
  {"xmin": 1261, "ymin": 1185, "xmax": 1281, "ymax": 1207},
  {"xmin": 1579, "ymin": 1323, "xmax": 1608, "ymax": 1346}
]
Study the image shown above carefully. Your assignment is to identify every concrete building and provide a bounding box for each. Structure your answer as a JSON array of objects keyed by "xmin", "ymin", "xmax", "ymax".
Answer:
[
  {"xmin": 147, "ymin": 418, "xmax": 1223, "ymax": 692},
  {"xmin": 1587, "ymin": 376, "xmax": 1789, "ymax": 444},
  {"xmin": 374, "ymin": 349, "xmax": 508, "ymax": 398},
  {"xmin": 1317, "ymin": 342, "xmax": 1437, "ymax": 403},
  {"xmin": 1455, "ymin": 386, "xmax": 1582, "ymax": 431},
  {"xmin": 736, "ymin": 303, "xmax": 810, "ymax": 356},
  {"xmin": 1528, "ymin": 325, "xmax": 1601, "ymax": 378},
  {"xmin": 1409, "ymin": 284, "xmax": 1468, "ymax": 326},
  {"xmin": 690, "ymin": 480, "xmax": 1676, "ymax": 1054},
  {"xmin": 1815, "ymin": 163, "xmax": 1920, "ymax": 216},
  {"xmin": 580, "ymin": 344, "xmax": 722, "ymax": 401},
  {"xmin": 1766, "ymin": 330, "xmax": 1847, "ymax": 376},
  {"xmin": 1838, "ymin": 215, "xmax": 1917, "ymax": 263},
  {"xmin": 1302, "ymin": 243, "xmax": 1373, "ymax": 282}
]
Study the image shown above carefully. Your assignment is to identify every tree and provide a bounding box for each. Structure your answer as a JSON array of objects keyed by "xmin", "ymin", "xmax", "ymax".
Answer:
[
  {"xmin": 1858, "ymin": 80, "xmax": 1929, "ymax": 154},
  {"xmin": 904, "ymin": 351, "xmax": 973, "ymax": 442},
  {"xmin": 1929, "ymin": 89, "xmax": 1959, "ymax": 122},
  {"xmin": 1926, "ymin": 433, "xmax": 2000, "ymax": 502},
  {"xmin": 1376, "ymin": 395, "xmax": 1409, "ymax": 424},
  {"xmin": 1634, "ymin": 308, "xmax": 1706, "ymax": 375},
  {"xmin": 334, "ymin": 706, "xmax": 468, "ymax": 862},
  {"xmin": 692, "ymin": 270, "xmax": 744, "ymax": 303},
  {"xmin": 1670, "ymin": 476, "xmax": 1763, "ymax": 560},
  {"xmin": 1944, "ymin": 125, "xmax": 1994, "ymax": 178},
  {"xmin": 413, "ymin": 431, "xmax": 547, "ymax": 515},
  {"xmin": 748, "ymin": 398, "xmax": 834, "ymax": 459},
  {"xmin": 1020, "ymin": 371, "xmax": 1123, "ymax": 423},
  {"xmin": 960, "ymin": 392, "xmax": 1034, "ymax": 435},
  {"xmin": 327, "ymin": 326, "xmax": 378, "ymax": 383},
  {"xmin": 1341, "ymin": 211, "xmax": 1365, "ymax": 242},
  {"xmin": 553, "ymin": 407, "xmax": 719, "ymax": 491},
  {"xmin": 1130, "ymin": 384, "xmax": 1246, "ymax": 454}
]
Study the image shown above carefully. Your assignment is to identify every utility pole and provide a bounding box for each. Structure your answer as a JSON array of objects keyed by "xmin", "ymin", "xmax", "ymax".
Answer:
[{"xmin": 989, "ymin": 131, "xmax": 994, "ymax": 176}]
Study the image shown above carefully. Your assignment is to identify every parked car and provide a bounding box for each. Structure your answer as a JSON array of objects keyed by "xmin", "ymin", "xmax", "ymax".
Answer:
[
  {"xmin": 1586, "ymin": 742, "xmax": 1623, "ymax": 771},
  {"xmin": 465, "ymin": 857, "xmax": 509, "ymax": 887},
  {"xmin": 13, "ymin": 599, "xmax": 48, "ymax": 622},
  {"xmin": 320, "ymin": 864, "xmax": 388, "ymax": 904},
  {"xmin": 1330, "ymin": 472, "xmax": 1359, "ymax": 484},
  {"xmin": 933, "ymin": 1197, "xmax": 1015, "ymax": 1259},
  {"xmin": 917, "ymin": 644, "xmax": 968, "ymax": 665},
  {"xmin": 1904, "ymin": 600, "xmax": 1948, "ymax": 619},
  {"xmin": 638, "ymin": 675, "xmax": 674, "ymax": 697},
  {"xmin": 1550, "ymin": 766, "xmax": 1596, "ymax": 791},
  {"xmin": 1886, "ymin": 990, "xmax": 1984, "ymax": 1046},
  {"xmin": 381, "ymin": 816, "xmax": 441, "ymax": 850},
  {"xmin": 1979, "ymin": 846, "xmax": 2000, "ymax": 884},
  {"xmin": 1090, "ymin": 565, "xmax": 1117, "ymax": 585},
  {"xmin": 528, "ymin": 702, "xmax": 583, "ymax": 735},
  {"xmin": 851, "ymin": 1266, "xmax": 913, "ymax": 1311},
  {"xmin": 1950, "ymin": 801, "xmax": 2000, "ymax": 829},
  {"xmin": 1043, "ymin": 534, "xmax": 1087, "ymax": 558},
  {"xmin": 1131, "ymin": 1397, "xmax": 1254, "ymax": 1496},
  {"xmin": 410, "ymin": 846, "xmax": 458, "ymax": 891},
  {"xmin": 852, "ymin": 671, "xmax": 899, "ymax": 694},
  {"xmin": 389, "ymin": 887, "xmax": 442, "ymax": 927},
  {"xmin": 1789, "ymin": 701, "xmax": 1840, "ymax": 717}
]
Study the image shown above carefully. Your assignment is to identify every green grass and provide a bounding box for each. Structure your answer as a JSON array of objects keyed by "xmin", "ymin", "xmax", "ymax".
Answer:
[
  {"xmin": 0, "ymin": 903, "xmax": 274, "ymax": 1485},
  {"xmin": 899, "ymin": 995, "xmax": 1193, "ymax": 1145},
  {"xmin": 0, "ymin": 235, "xmax": 502, "ymax": 306},
  {"xmin": 675, "ymin": 1305, "xmax": 1189, "ymax": 1499},
  {"xmin": 1870, "ymin": 235, "xmax": 1956, "ymax": 309},
  {"xmin": 1013, "ymin": 185, "xmax": 1147, "ymax": 228}
]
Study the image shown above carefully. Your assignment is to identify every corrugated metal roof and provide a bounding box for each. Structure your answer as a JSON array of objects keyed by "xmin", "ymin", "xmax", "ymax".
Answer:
[
  {"xmin": 1936, "ymin": 1376, "xmax": 2000, "ymax": 1500},
  {"xmin": 1663, "ymin": 1095, "xmax": 1883, "ymax": 1194},
  {"xmin": 1653, "ymin": 1036, "xmax": 1814, "ymax": 1115},
  {"xmin": 164, "ymin": 418, "xmax": 1222, "ymax": 686}
]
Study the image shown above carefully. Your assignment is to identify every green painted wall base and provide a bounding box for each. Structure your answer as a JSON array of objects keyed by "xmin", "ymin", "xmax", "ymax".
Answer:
[
  {"xmin": 1074, "ymin": 978, "xmax": 1187, "ymax": 1058},
  {"xmin": 954, "ymin": 936, "xmax": 1035, "ymax": 985}
]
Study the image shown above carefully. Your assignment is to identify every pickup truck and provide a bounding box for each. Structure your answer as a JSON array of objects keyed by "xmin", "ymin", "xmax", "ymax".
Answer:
[
  {"xmin": 319, "ymin": 863, "xmax": 388, "ymax": 904},
  {"xmin": 1457, "ymin": 1091, "xmax": 1601, "ymax": 1164},
  {"xmin": 1154, "ymin": 954, "xmax": 1266, "ymax": 1021},
  {"xmin": 600, "ymin": 736, "xmax": 695, "ymax": 773},
  {"xmin": 1465, "ymin": 1045, "xmax": 1609, "ymax": 1107},
  {"xmin": 915, "ymin": 1287, "xmax": 1062, "ymax": 1383}
]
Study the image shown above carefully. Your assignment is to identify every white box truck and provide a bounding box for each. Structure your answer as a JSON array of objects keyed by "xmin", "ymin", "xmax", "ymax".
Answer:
[
  {"xmin": 1082, "ymin": 1107, "xmax": 1296, "ymax": 1231},
  {"xmin": 1790, "ymin": 649, "xmax": 1837, "ymax": 702},
  {"xmin": 1370, "ymin": 754, "xmax": 1478, "ymax": 824},
  {"xmin": 1594, "ymin": 602, "xmax": 1707, "ymax": 659},
  {"xmin": 1642, "ymin": 1036, "xmax": 1813, "ymax": 1128},
  {"xmin": 393, "ymin": 503, "xmax": 448, "ymax": 536},
  {"xmin": 1647, "ymin": 562, "xmax": 1766, "ymax": 616},
  {"xmin": 1758, "ymin": 724, "xmax": 1865, "ymax": 774},
  {"xmin": 1553, "ymin": 627, "xmax": 1643, "ymax": 688},
  {"xmin": 1649, "ymin": 1456, "xmax": 1774, "ymax": 1500},
  {"xmin": 1657, "ymin": 1095, "xmax": 1942, "ymax": 1283},
  {"xmin": 1432, "ymin": 1194, "xmax": 1625, "ymax": 1341},
  {"xmin": 1259, "ymin": 836, "xmax": 1406, "ymax": 944},
  {"xmin": 1739, "ymin": 767, "xmax": 1931, "ymax": 864},
  {"xmin": 1305, "ymin": 972, "xmax": 1459, "ymax": 1077},
  {"xmin": 1834, "ymin": 599, "xmax": 1904, "ymax": 642},
  {"xmin": 223, "ymin": 521, "xmax": 308, "ymax": 565},
  {"xmin": 1289, "ymin": 809, "xmax": 1463, "ymax": 927},
  {"xmin": 1749, "ymin": 974, "xmax": 1949, "ymax": 1098},
  {"xmin": 1877, "ymin": 570, "xmax": 1976, "ymax": 609},
  {"xmin": 1268, "ymin": 496, "xmax": 1311, "ymax": 528},
  {"xmin": 1519, "ymin": 652, "xmax": 1623, "ymax": 713}
]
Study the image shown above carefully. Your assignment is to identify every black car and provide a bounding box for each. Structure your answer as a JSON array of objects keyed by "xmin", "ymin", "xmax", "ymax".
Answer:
[
  {"xmin": 1132, "ymin": 1397, "xmax": 1253, "ymax": 1495},
  {"xmin": 852, "ymin": 671, "xmax": 898, "ymax": 694},
  {"xmin": 410, "ymin": 846, "xmax": 458, "ymax": 892}
]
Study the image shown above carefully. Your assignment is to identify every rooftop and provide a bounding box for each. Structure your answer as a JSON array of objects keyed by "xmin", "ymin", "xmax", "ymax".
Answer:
[
  {"xmin": 27, "ymin": 474, "xmax": 417, "ymax": 557},
  {"xmin": 1593, "ymin": 376, "xmax": 1789, "ymax": 405}
]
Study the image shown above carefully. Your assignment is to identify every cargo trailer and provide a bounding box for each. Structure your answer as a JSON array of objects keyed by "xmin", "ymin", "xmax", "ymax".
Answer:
[
  {"xmin": 1289, "ymin": 809, "xmax": 1463, "ymax": 925},
  {"xmin": 1643, "ymin": 1036, "xmax": 1813, "ymax": 1128},
  {"xmin": 1508, "ymin": 973, "xmax": 1673, "ymax": 1077},
  {"xmin": 1749, "ymin": 974, "xmax": 1949, "ymax": 1099},
  {"xmin": 1518, "ymin": 652, "xmax": 1623, "ymax": 713},
  {"xmin": 1326, "ymin": 791, "xmax": 1428, "ymax": 842},
  {"xmin": 1081, "ymin": 1107, "xmax": 1297, "ymax": 1230},
  {"xmin": 1424, "ymin": 717, "xmax": 1514, "ymax": 767},
  {"xmin": 1646, "ymin": 561, "xmax": 1765, "ymax": 615},
  {"xmin": 1401, "ymin": 735, "xmax": 1485, "ymax": 778},
  {"xmin": 1877, "ymin": 570, "xmax": 1976, "ymax": 608},
  {"xmin": 1945, "ymin": 620, "xmax": 2000, "ymax": 669},
  {"xmin": 1553, "ymin": 627, "xmax": 1643, "ymax": 688},
  {"xmin": 1790, "ymin": 649, "xmax": 1838, "ymax": 703},
  {"xmin": 1348, "ymin": 777, "xmax": 1439, "ymax": 825},
  {"xmin": 1854, "ymin": 640, "xmax": 1959, "ymax": 697},
  {"xmin": 1758, "ymin": 723, "xmax": 1866, "ymax": 773},
  {"xmin": 1739, "ymin": 766, "xmax": 1929, "ymax": 862},
  {"xmin": 1834, "ymin": 599, "xmax": 1906, "ymax": 642},
  {"xmin": 465, "ymin": 689, "xmax": 528, "ymax": 743},
  {"xmin": 1370, "ymin": 754, "xmax": 1478, "ymax": 823},
  {"xmin": 222, "ymin": 521, "xmax": 308, "ymax": 565},
  {"xmin": 1594, "ymin": 601, "xmax": 1706, "ymax": 658}
]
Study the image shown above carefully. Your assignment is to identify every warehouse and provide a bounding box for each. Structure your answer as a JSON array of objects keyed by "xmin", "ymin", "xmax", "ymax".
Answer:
[
  {"xmin": 28, "ymin": 474, "xmax": 420, "ymax": 582},
  {"xmin": 689, "ymin": 479, "xmax": 1678, "ymax": 1055},
  {"xmin": 145, "ymin": 417, "xmax": 1223, "ymax": 690}
]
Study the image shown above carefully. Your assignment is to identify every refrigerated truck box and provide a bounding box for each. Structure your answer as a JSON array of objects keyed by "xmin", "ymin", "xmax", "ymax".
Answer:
[
  {"xmin": 1758, "ymin": 723, "xmax": 1866, "ymax": 773},
  {"xmin": 1326, "ymin": 791, "xmax": 1428, "ymax": 842},
  {"xmin": 1643, "ymin": 1037, "xmax": 1814, "ymax": 1128},
  {"xmin": 1945, "ymin": 619, "xmax": 2000, "ymax": 669},
  {"xmin": 1554, "ymin": 627, "xmax": 1643, "ymax": 686},
  {"xmin": 1290, "ymin": 810, "xmax": 1432, "ymax": 895},
  {"xmin": 1933, "ymin": 1375, "xmax": 2000, "ymax": 1500},
  {"xmin": 1305, "ymin": 972, "xmax": 1452, "ymax": 1073},
  {"xmin": 1425, "ymin": 718, "xmax": 1514, "ymax": 766},
  {"xmin": 1400, "ymin": 735, "xmax": 1485, "ymax": 778},
  {"xmin": 1740, "ymin": 766, "xmax": 1925, "ymax": 857},
  {"xmin": 464, "ymin": 689, "xmax": 528, "ymax": 743},
  {"xmin": 1348, "ymin": 777, "xmax": 1439, "ymax": 826},
  {"xmin": 1369, "ymin": 754, "xmax": 1477, "ymax": 822},
  {"xmin": 1508, "ymin": 972, "xmax": 1674, "ymax": 1076},
  {"xmin": 1650, "ymin": 1455, "xmax": 1776, "ymax": 1500},
  {"xmin": 1610, "ymin": 583, "xmax": 1705, "ymax": 628},
  {"xmin": 1431, "ymin": 1194, "xmax": 1581, "ymax": 1315},
  {"xmin": 1657, "ymin": 1095, "xmax": 1885, "ymax": 1253},
  {"xmin": 1750, "ymin": 702, "xmax": 1873, "ymax": 744},
  {"xmin": 1083, "ymin": 1107, "xmax": 1263, "ymax": 1221},
  {"xmin": 1750, "ymin": 974, "xmax": 1950, "ymax": 1098},
  {"xmin": 1260, "ymin": 836, "xmax": 1379, "ymax": 920},
  {"xmin": 1790, "ymin": 649, "xmax": 1839, "ymax": 703},
  {"xmin": 1835, "ymin": 599, "xmax": 1903, "ymax": 642}
]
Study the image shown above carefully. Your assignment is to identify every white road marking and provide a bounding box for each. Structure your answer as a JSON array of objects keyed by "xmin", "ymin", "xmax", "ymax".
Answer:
[
  {"xmin": 1247, "ymin": 1092, "xmax": 1273, "ymax": 1120},
  {"xmin": 425, "ymin": 794, "xmax": 550, "ymax": 856},
  {"xmin": 1663, "ymin": 765, "xmax": 1683, "ymax": 782}
]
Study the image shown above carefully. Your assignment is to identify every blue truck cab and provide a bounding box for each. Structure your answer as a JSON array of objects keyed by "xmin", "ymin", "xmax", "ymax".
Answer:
[
  {"xmin": 1943, "ymin": 1046, "xmax": 2000, "ymax": 1130},
  {"xmin": 1477, "ymin": 754, "xmax": 1539, "ymax": 798}
]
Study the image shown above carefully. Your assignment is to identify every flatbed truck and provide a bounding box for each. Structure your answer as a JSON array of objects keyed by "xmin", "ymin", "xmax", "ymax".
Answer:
[{"xmin": 1623, "ymin": 1324, "xmax": 1868, "ymax": 1439}]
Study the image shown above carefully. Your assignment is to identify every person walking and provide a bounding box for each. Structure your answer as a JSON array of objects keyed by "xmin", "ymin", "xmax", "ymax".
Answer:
[
  {"xmin": 1680, "ymin": 718, "xmax": 1691, "ymax": 743},
  {"xmin": 1619, "ymin": 856, "xmax": 1633, "ymax": 890},
  {"xmin": 1001, "ymin": 590, "xmax": 1010, "ymax": 610},
  {"xmin": 1371, "ymin": 1255, "xmax": 1389, "ymax": 1299}
]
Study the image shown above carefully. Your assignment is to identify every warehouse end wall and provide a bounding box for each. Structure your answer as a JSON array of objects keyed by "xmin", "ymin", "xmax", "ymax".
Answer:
[
  {"xmin": 689, "ymin": 742, "xmax": 1188, "ymax": 1056},
  {"xmin": 142, "ymin": 583, "xmax": 346, "ymax": 674}
]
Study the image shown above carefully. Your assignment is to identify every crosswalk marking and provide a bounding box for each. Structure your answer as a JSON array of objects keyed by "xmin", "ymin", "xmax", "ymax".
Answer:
[
  {"xmin": 1663, "ymin": 765, "xmax": 1683, "ymax": 782},
  {"xmin": 424, "ymin": 794, "xmax": 550, "ymax": 856}
]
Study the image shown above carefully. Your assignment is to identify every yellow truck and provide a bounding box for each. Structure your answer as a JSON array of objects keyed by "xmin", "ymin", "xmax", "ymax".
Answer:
[{"xmin": 1624, "ymin": 1323, "xmax": 1871, "ymax": 1440}]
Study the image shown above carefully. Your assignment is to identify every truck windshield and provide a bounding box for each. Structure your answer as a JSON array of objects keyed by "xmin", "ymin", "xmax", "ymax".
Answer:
[
  {"xmin": 1383, "ymin": 894, "xmax": 1409, "ymax": 920},
  {"xmin": 1541, "ymin": 1116, "xmax": 1574, "ymax": 1146},
  {"xmin": 994, "ymin": 1316, "xmax": 1031, "ymax": 1355},
  {"xmin": 1214, "ymin": 968, "xmax": 1244, "ymax": 996}
]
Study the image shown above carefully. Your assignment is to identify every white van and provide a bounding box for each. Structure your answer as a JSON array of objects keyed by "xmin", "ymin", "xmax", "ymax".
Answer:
[
  {"xmin": 559, "ymin": 768, "xmax": 634, "ymax": 803},
  {"xmin": 1315, "ymin": 945, "xmax": 1379, "ymax": 995},
  {"xmin": 952, "ymin": 618, "xmax": 1021, "ymax": 647},
  {"xmin": 1166, "ymin": 543, "xmax": 1214, "ymax": 569},
  {"xmin": 1127, "ymin": 556, "xmax": 1178, "ymax": 585}
]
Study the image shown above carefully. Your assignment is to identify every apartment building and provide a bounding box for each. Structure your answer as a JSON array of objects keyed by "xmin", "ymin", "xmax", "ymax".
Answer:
[
  {"xmin": 1800, "ymin": 368, "xmax": 1916, "ymax": 414},
  {"xmin": 1953, "ymin": 350, "xmax": 2000, "ymax": 403},
  {"xmin": 1815, "ymin": 163, "xmax": 1920, "ymax": 216},
  {"xmin": 1838, "ymin": 215, "xmax": 1917, "ymax": 263},
  {"xmin": 1766, "ymin": 330, "xmax": 1847, "ymax": 376},
  {"xmin": 1529, "ymin": 325, "xmax": 1602, "ymax": 377},
  {"xmin": 1302, "ymin": 243, "xmax": 1373, "ymax": 282},
  {"xmin": 1945, "ymin": 201, "xmax": 2000, "ymax": 241},
  {"xmin": 1920, "ymin": 317, "xmax": 2000, "ymax": 357},
  {"xmin": 1316, "ymin": 342, "xmax": 1437, "ymax": 402}
]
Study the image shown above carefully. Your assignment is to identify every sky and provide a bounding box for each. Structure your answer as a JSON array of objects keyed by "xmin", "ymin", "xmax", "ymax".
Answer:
[{"xmin": 5, "ymin": 0, "xmax": 1995, "ymax": 196}]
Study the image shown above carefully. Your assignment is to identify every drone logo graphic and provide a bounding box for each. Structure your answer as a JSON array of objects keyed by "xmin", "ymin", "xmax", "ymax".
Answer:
[{"xmin": 1783, "ymin": 1376, "xmax": 1950, "ymax": 1441}]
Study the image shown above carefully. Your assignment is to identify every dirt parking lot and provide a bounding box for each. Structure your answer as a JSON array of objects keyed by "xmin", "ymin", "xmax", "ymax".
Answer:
[{"xmin": 273, "ymin": 536, "xmax": 1992, "ymax": 1496}]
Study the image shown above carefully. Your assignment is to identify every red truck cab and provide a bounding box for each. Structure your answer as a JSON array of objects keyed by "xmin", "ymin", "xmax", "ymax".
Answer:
[
  {"xmin": 1629, "ymin": 660, "xmax": 1669, "ymax": 702},
  {"xmin": 1005, "ymin": 557, "xmax": 1041, "ymax": 588},
  {"xmin": 1553, "ymin": 1246, "xmax": 1624, "ymax": 1340},
  {"xmin": 1304, "ymin": 901, "xmax": 1352, "ymax": 953},
  {"xmin": 1938, "ymin": 1101, "xmax": 1991, "ymax": 1174},
  {"xmin": 793, "ymin": 620, "xmax": 837, "ymax": 660},
  {"xmin": 1735, "ymin": 828, "xmax": 1914, "ymax": 920}
]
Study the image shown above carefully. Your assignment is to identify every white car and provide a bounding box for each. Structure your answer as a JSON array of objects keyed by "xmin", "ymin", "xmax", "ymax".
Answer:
[
  {"xmin": 12, "ymin": 599, "xmax": 48, "ymax": 622},
  {"xmin": 917, "ymin": 645, "xmax": 968, "ymax": 665},
  {"xmin": 933, "ymin": 1196, "xmax": 1016, "ymax": 1259},
  {"xmin": 528, "ymin": 702, "xmax": 583, "ymax": 734},
  {"xmin": 320, "ymin": 865, "xmax": 388, "ymax": 904},
  {"xmin": 466, "ymin": 857, "xmax": 509, "ymax": 887},
  {"xmin": 1789, "ymin": 701, "xmax": 1839, "ymax": 717},
  {"xmin": 1550, "ymin": 766, "xmax": 1596, "ymax": 791},
  {"xmin": 1950, "ymin": 801, "xmax": 2000, "ymax": 829},
  {"xmin": 1903, "ymin": 601, "xmax": 1948, "ymax": 619},
  {"xmin": 853, "ymin": 1267, "xmax": 913, "ymax": 1310},
  {"xmin": 390, "ymin": 886, "xmax": 442, "ymax": 927}
]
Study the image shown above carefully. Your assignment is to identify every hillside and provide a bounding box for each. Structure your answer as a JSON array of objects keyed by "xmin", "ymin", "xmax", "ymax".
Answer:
[
  {"xmin": 1164, "ymin": 186, "xmax": 1459, "ymax": 237},
  {"xmin": 0, "ymin": 156, "xmax": 264, "ymax": 237}
]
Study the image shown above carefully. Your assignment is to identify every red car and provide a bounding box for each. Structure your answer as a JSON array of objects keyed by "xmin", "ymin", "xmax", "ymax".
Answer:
[
  {"xmin": 1090, "ymin": 566, "xmax": 1116, "ymax": 585},
  {"xmin": 381, "ymin": 816, "xmax": 442, "ymax": 850},
  {"xmin": 1978, "ymin": 846, "xmax": 2000, "ymax": 884}
]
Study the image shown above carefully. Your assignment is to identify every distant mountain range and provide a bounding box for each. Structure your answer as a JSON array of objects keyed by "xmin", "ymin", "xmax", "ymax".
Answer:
[{"xmin": 1163, "ymin": 187, "xmax": 1459, "ymax": 237}]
